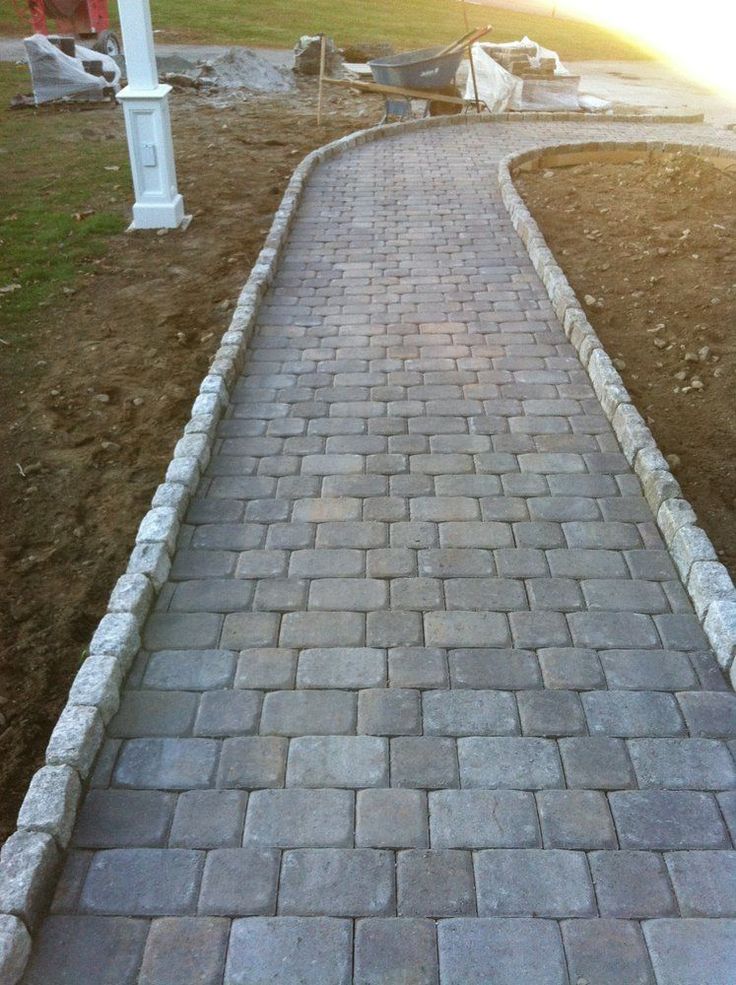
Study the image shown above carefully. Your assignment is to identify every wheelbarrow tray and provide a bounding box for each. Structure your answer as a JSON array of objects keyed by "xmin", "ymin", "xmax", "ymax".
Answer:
[{"xmin": 368, "ymin": 46, "xmax": 464, "ymax": 91}]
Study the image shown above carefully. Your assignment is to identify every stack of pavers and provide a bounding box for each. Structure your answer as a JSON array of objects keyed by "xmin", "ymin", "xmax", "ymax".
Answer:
[{"xmin": 481, "ymin": 43, "xmax": 580, "ymax": 110}]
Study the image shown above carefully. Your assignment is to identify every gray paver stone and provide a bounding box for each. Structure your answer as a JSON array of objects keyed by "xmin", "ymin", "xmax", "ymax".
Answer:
[
  {"xmin": 279, "ymin": 848, "xmax": 395, "ymax": 916},
  {"xmin": 45, "ymin": 705, "xmax": 104, "ymax": 779},
  {"xmin": 143, "ymin": 650, "xmax": 236, "ymax": 691},
  {"xmin": 558, "ymin": 736, "xmax": 636, "ymax": 789},
  {"xmin": 17, "ymin": 765, "xmax": 81, "ymax": 848},
  {"xmin": 194, "ymin": 689, "xmax": 262, "ymax": 737},
  {"xmin": 429, "ymin": 789, "xmax": 539, "ymax": 849},
  {"xmin": 169, "ymin": 790, "xmax": 247, "ymax": 849},
  {"xmin": 437, "ymin": 917, "xmax": 567, "ymax": 985},
  {"xmin": 474, "ymin": 848, "xmax": 595, "ymax": 917},
  {"xmin": 287, "ymin": 736, "xmax": 388, "ymax": 787},
  {"xmin": 0, "ymin": 914, "xmax": 31, "ymax": 985},
  {"xmin": 628, "ymin": 738, "xmax": 736, "ymax": 789},
  {"xmin": 397, "ymin": 850, "xmax": 475, "ymax": 917},
  {"xmin": 599, "ymin": 649, "xmax": 698, "ymax": 691},
  {"xmin": 108, "ymin": 690, "xmax": 198, "ymax": 738},
  {"xmin": 643, "ymin": 918, "xmax": 736, "ymax": 985},
  {"xmin": 458, "ymin": 737, "xmax": 563, "ymax": 788},
  {"xmin": 244, "ymin": 789, "xmax": 354, "ymax": 848},
  {"xmin": 537, "ymin": 789, "xmax": 617, "ymax": 849},
  {"xmin": 198, "ymin": 848, "xmax": 279, "ymax": 915},
  {"xmin": 139, "ymin": 917, "xmax": 229, "ymax": 985},
  {"xmin": 114, "ymin": 738, "xmax": 218, "ymax": 790},
  {"xmin": 423, "ymin": 689, "xmax": 518, "ymax": 736},
  {"xmin": 80, "ymin": 848, "xmax": 202, "ymax": 915},
  {"xmin": 391, "ymin": 737, "xmax": 459, "ymax": 788},
  {"xmin": 449, "ymin": 648, "xmax": 541, "ymax": 689},
  {"xmin": 609, "ymin": 791, "xmax": 730, "ymax": 849},
  {"xmin": 218, "ymin": 737, "xmax": 287, "ymax": 788},
  {"xmin": 665, "ymin": 851, "xmax": 736, "ymax": 917},
  {"xmin": 73, "ymin": 789, "xmax": 175, "ymax": 848},
  {"xmin": 236, "ymin": 648, "xmax": 296, "ymax": 690},
  {"xmin": 0, "ymin": 830, "xmax": 59, "ymax": 928},
  {"xmin": 677, "ymin": 691, "xmax": 736, "ymax": 737},
  {"xmin": 354, "ymin": 918, "xmax": 438, "ymax": 985},
  {"xmin": 22, "ymin": 915, "xmax": 147, "ymax": 985},
  {"xmin": 356, "ymin": 789, "xmax": 427, "ymax": 848},
  {"xmin": 68, "ymin": 655, "xmax": 123, "ymax": 724},
  {"xmin": 388, "ymin": 647, "xmax": 448, "ymax": 688},
  {"xmin": 298, "ymin": 648, "xmax": 386, "ymax": 688},
  {"xmin": 583, "ymin": 691, "xmax": 685, "ymax": 736},
  {"xmin": 562, "ymin": 919, "xmax": 654, "ymax": 985},
  {"xmin": 424, "ymin": 611, "xmax": 509, "ymax": 647},
  {"xmin": 589, "ymin": 850, "xmax": 677, "ymax": 918},
  {"xmin": 260, "ymin": 689, "xmax": 355, "ymax": 735},
  {"xmin": 225, "ymin": 917, "xmax": 352, "ymax": 985},
  {"xmin": 358, "ymin": 688, "xmax": 421, "ymax": 735},
  {"xmin": 517, "ymin": 689, "xmax": 585, "ymax": 736}
]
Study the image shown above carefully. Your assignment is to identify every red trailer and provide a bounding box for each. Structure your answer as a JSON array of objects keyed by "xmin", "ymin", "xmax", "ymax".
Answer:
[{"xmin": 17, "ymin": 0, "xmax": 121, "ymax": 55}]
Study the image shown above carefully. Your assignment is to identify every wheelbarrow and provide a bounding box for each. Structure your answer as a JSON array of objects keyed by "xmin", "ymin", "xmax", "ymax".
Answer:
[{"xmin": 368, "ymin": 26, "xmax": 491, "ymax": 121}]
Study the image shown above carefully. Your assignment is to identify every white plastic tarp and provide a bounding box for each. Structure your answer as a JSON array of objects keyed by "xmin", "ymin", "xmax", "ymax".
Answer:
[
  {"xmin": 464, "ymin": 35, "xmax": 600, "ymax": 112},
  {"xmin": 464, "ymin": 45, "xmax": 522, "ymax": 113},
  {"xmin": 24, "ymin": 34, "xmax": 121, "ymax": 105}
]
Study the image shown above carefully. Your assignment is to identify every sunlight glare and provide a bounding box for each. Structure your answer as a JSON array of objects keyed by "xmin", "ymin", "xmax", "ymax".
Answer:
[{"xmin": 558, "ymin": 0, "xmax": 736, "ymax": 101}]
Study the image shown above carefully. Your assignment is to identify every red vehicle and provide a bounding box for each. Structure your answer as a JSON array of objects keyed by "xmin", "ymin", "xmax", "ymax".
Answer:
[{"xmin": 16, "ymin": 0, "xmax": 121, "ymax": 55}]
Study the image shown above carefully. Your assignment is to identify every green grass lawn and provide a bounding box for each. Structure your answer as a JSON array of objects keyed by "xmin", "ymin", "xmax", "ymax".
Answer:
[
  {"xmin": 2, "ymin": 1, "xmax": 647, "ymax": 61},
  {"xmin": 0, "ymin": 62, "xmax": 127, "ymax": 343}
]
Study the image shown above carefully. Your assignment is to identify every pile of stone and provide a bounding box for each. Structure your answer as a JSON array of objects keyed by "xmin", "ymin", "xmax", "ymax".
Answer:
[
  {"xmin": 292, "ymin": 36, "xmax": 343, "ymax": 77},
  {"xmin": 483, "ymin": 43, "xmax": 557, "ymax": 79},
  {"xmin": 157, "ymin": 47, "xmax": 293, "ymax": 93}
]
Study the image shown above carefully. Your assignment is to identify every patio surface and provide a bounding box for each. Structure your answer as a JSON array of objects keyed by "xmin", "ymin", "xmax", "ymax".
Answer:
[{"xmin": 23, "ymin": 118, "xmax": 736, "ymax": 984}]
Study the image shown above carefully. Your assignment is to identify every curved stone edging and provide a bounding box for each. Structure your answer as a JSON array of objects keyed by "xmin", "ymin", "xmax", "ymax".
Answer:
[
  {"xmin": 0, "ymin": 109, "xmax": 715, "ymax": 983},
  {"xmin": 499, "ymin": 140, "xmax": 736, "ymax": 687}
]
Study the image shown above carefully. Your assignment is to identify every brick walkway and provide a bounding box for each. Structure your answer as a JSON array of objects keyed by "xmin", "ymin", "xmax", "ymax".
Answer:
[{"xmin": 24, "ymin": 120, "xmax": 736, "ymax": 984}]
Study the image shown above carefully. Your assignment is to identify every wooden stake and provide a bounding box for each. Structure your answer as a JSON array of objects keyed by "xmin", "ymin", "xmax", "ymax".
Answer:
[
  {"xmin": 317, "ymin": 34, "xmax": 327, "ymax": 126},
  {"xmin": 468, "ymin": 42, "xmax": 481, "ymax": 112}
]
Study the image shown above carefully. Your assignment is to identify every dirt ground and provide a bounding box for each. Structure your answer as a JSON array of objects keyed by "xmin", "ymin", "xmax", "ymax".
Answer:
[
  {"xmin": 517, "ymin": 152, "xmax": 736, "ymax": 579},
  {"xmin": 0, "ymin": 80, "xmax": 382, "ymax": 842}
]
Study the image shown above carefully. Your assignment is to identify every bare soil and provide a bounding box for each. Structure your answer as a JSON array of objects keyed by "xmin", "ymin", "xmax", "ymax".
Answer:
[
  {"xmin": 517, "ymin": 152, "xmax": 736, "ymax": 577},
  {"xmin": 0, "ymin": 82, "xmax": 381, "ymax": 842}
]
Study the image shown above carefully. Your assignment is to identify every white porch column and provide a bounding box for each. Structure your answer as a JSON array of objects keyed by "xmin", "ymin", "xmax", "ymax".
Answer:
[{"xmin": 116, "ymin": 0, "xmax": 186, "ymax": 229}]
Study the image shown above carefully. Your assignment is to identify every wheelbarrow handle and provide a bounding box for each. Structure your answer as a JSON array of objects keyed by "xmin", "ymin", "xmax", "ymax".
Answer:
[{"xmin": 435, "ymin": 23, "xmax": 492, "ymax": 58}]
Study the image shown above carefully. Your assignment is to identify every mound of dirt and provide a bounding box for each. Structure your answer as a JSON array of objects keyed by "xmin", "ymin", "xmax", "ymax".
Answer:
[{"xmin": 517, "ymin": 151, "xmax": 736, "ymax": 578}]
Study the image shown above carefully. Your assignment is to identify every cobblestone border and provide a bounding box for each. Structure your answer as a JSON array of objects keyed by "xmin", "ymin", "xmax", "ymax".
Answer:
[
  {"xmin": 499, "ymin": 140, "xmax": 736, "ymax": 687},
  {"xmin": 0, "ymin": 108, "xmax": 711, "ymax": 982}
]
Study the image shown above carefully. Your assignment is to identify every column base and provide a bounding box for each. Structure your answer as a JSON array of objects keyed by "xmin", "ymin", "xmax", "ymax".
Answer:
[{"xmin": 127, "ymin": 195, "xmax": 187, "ymax": 231}]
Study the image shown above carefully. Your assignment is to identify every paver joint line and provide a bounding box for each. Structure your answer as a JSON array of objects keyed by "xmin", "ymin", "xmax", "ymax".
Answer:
[{"xmin": 5, "ymin": 111, "xmax": 736, "ymax": 984}]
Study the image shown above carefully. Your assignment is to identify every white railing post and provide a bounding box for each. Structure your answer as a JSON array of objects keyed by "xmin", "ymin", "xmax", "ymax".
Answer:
[{"xmin": 116, "ymin": 0, "xmax": 186, "ymax": 229}]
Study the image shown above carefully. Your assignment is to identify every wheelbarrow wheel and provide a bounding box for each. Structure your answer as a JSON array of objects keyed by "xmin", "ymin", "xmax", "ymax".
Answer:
[{"xmin": 93, "ymin": 30, "xmax": 121, "ymax": 57}]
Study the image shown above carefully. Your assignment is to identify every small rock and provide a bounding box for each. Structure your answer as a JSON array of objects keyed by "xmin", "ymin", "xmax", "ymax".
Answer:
[
  {"xmin": 653, "ymin": 338, "xmax": 667, "ymax": 349},
  {"xmin": 666, "ymin": 453, "xmax": 681, "ymax": 470},
  {"xmin": 698, "ymin": 346, "xmax": 711, "ymax": 361},
  {"xmin": 583, "ymin": 294, "xmax": 597, "ymax": 307},
  {"xmin": 613, "ymin": 358, "xmax": 626, "ymax": 371},
  {"xmin": 94, "ymin": 393, "xmax": 110, "ymax": 403},
  {"xmin": 684, "ymin": 352, "xmax": 698, "ymax": 363}
]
